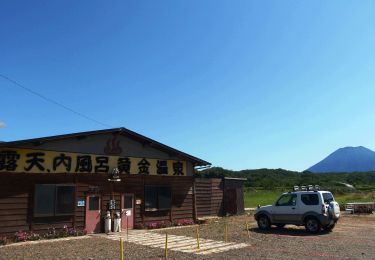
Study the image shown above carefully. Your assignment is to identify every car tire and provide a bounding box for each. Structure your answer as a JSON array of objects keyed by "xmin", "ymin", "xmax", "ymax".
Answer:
[
  {"xmin": 275, "ymin": 224, "xmax": 285, "ymax": 228},
  {"xmin": 257, "ymin": 215, "xmax": 271, "ymax": 230},
  {"xmin": 323, "ymin": 223, "xmax": 335, "ymax": 232},
  {"xmin": 305, "ymin": 217, "xmax": 321, "ymax": 234}
]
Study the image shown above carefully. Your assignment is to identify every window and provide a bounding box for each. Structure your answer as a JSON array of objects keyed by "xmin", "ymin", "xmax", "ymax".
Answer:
[
  {"xmin": 34, "ymin": 184, "xmax": 75, "ymax": 217},
  {"xmin": 301, "ymin": 194, "xmax": 319, "ymax": 205},
  {"xmin": 124, "ymin": 195, "xmax": 133, "ymax": 209},
  {"xmin": 145, "ymin": 186, "xmax": 171, "ymax": 211},
  {"xmin": 89, "ymin": 196, "xmax": 100, "ymax": 211},
  {"xmin": 34, "ymin": 184, "xmax": 55, "ymax": 216},
  {"xmin": 323, "ymin": 193, "xmax": 334, "ymax": 204},
  {"xmin": 276, "ymin": 194, "xmax": 297, "ymax": 206}
]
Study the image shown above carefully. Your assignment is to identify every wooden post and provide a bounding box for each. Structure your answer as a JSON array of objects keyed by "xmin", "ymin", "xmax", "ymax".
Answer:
[
  {"xmin": 73, "ymin": 175, "xmax": 78, "ymax": 229},
  {"xmin": 192, "ymin": 179, "xmax": 198, "ymax": 222},
  {"xmin": 110, "ymin": 182, "xmax": 115, "ymax": 220},
  {"xmin": 196, "ymin": 226, "xmax": 200, "ymax": 250},
  {"xmin": 141, "ymin": 176, "xmax": 145, "ymax": 226},
  {"xmin": 165, "ymin": 233, "xmax": 168, "ymax": 258},
  {"xmin": 120, "ymin": 238, "xmax": 124, "ymax": 260},
  {"xmin": 170, "ymin": 179, "xmax": 173, "ymax": 223},
  {"xmin": 246, "ymin": 222, "xmax": 250, "ymax": 238},
  {"xmin": 126, "ymin": 216, "xmax": 129, "ymax": 241},
  {"xmin": 224, "ymin": 222, "xmax": 228, "ymax": 242}
]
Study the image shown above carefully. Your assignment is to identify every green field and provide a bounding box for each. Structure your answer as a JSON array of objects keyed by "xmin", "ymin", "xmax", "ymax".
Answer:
[{"xmin": 244, "ymin": 188, "xmax": 375, "ymax": 208}]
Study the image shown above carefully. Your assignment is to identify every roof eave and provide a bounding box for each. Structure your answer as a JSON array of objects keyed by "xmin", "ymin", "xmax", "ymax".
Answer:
[{"xmin": 0, "ymin": 127, "xmax": 211, "ymax": 166}]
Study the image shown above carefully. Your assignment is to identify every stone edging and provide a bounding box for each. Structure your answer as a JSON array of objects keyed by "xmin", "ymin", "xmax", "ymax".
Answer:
[{"xmin": 0, "ymin": 235, "xmax": 90, "ymax": 248}]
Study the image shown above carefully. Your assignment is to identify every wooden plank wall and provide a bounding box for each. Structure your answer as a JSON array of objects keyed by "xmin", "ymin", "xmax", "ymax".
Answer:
[
  {"xmin": 195, "ymin": 178, "xmax": 224, "ymax": 218},
  {"xmin": 0, "ymin": 173, "xmax": 195, "ymax": 236},
  {"xmin": 0, "ymin": 173, "xmax": 29, "ymax": 235},
  {"xmin": 143, "ymin": 176, "xmax": 194, "ymax": 223}
]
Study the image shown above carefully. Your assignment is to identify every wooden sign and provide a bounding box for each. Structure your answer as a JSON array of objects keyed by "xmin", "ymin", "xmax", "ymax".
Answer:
[{"xmin": 0, "ymin": 148, "xmax": 186, "ymax": 176}]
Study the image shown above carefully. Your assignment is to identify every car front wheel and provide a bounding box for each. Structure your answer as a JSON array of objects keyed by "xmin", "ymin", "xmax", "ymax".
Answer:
[
  {"xmin": 305, "ymin": 217, "xmax": 321, "ymax": 233},
  {"xmin": 257, "ymin": 215, "xmax": 271, "ymax": 230}
]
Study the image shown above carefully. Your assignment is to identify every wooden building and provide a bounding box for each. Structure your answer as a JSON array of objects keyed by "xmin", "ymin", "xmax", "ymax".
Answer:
[
  {"xmin": 195, "ymin": 177, "xmax": 246, "ymax": 218},
  {"xmin": 0, "ymin": 128, "xmax": 210, "ymax": 235}
]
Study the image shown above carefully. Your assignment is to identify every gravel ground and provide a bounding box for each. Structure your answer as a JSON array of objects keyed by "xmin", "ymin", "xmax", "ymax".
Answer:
[
  {"xmin": 1, "ymin": 213, "xmax": 374, "ymax": 259},
  {"xmin": 156, "ymin": 213, "xmax": 375, "ymax": 259}
]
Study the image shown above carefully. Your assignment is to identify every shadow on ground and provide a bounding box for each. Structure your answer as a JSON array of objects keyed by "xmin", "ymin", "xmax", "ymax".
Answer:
[{"xmin": 249, "ymin": 227, "xmax": 331, "ymax": 236}]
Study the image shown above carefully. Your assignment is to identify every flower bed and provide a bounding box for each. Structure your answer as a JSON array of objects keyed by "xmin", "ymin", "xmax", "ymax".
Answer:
[
  {"xmin": 134, "ymin": 219, "xmax": 195, "ymax": 230},
  {"xmin": 0, "ymin": 236, "xmax": 7, "ymax": 246},
  {"xmin": 0, "ymin": 226, "xmax": 87, "ymax": 247}
]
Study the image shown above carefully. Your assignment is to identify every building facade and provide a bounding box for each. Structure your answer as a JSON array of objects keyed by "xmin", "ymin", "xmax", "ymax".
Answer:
[{"xmin": 0, "ymin": 128, "xmax": 210, "ymax": 235}]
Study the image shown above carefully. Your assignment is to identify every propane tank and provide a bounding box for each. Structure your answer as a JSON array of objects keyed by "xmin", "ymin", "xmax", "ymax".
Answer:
[
  {"xmin": 104, "ymin": 211, "xmax": 112, "ymax": 233},
  {"xmin": 113, "ymin": 211, "xmax": 122, "ymax": 232}
]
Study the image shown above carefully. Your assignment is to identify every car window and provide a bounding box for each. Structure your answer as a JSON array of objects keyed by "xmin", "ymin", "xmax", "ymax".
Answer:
[
  {"xmin": 301, "ymin": 194, "xmax": 319, "ymax": 205},
  {"xmin": 322, "ymin": 193, "xmax": 334, "ymax": 203},
  {"xmin": 276, "ymin": 194, "xmax": 297, "ymax": 206}
]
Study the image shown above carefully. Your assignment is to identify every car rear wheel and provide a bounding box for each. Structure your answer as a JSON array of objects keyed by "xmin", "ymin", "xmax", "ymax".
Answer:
[
  {"xmin": 323, "ymin": 223, "xmax": 335, "ymax": 232},
  {"xmin": 257, "ymin": 215, "xmax": 271, "ymax": 230},
  {"xmin": 305, "ymin": 217, "xmax": 321, "ymax": 233}
]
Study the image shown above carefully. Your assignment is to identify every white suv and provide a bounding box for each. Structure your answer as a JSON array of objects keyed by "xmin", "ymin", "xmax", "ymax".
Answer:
[{"xmin": 254, "ymin": 190, "xmax": 340, "ymax": 233}]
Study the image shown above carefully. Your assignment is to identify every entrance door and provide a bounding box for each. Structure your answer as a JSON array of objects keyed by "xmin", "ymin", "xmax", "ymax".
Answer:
[
  {"xmin": 225, "ymin": 189, "xmax": 237, "ymax": 215},
  {"xmin": 121, "ymin": 194, "xmax": 134, "ymax": 229},
  {"xmin": 85, "ymin": 195, "xmax": 101, "ymax": 233}
]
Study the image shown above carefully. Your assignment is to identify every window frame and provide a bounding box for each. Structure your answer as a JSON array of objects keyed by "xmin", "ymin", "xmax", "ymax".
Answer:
[
  {"xmin": 322, "ymin": 192, "xmax": 334, "ymax": 204},
  {"xmin": 144, "ymin": 185, "xmax": 172, "ymax": 212},
  {"xmin": 34, "ymin": 184, "xmax": 75, "ymax": 217},
  {"xmin": 301, "ymin": 193, "xmax": 319, "ymax": 205},
  {"xmin": 276, "ymin": 194, "xmax": 297, "ymax": 206},
  {"xmin": 88, "ymin": 196, "xmax": 100, "ymax": 211}
]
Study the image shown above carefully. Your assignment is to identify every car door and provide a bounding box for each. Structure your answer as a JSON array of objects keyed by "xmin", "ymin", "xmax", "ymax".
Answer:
[{"xmin": 272, "ymin": 194, "xmax": 299, "ymax": 223}]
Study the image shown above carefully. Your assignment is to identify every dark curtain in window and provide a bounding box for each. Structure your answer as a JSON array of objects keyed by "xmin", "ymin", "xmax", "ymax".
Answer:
[
  {"xmin": 145, "ymin": 186, "xmax": 158, "ymax": 210},
  {"xmin": 55, "ymin": 186, "xmax": 75, "ymax": 215},
  {"xmin": 34, "ymin": 184, "xmax": 55, "ymax": 216},
  {"xmin": 145, "ymin": 186, "xmax": 171, "ymax": 211},
  {"xmin": 158, "ymin": 187, "xmax": 171, "ymax": 210}
]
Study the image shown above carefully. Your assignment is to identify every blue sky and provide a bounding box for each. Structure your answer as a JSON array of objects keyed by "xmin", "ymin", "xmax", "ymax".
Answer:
[{"xmin": 1, "ymin": 1, "xmax": 375, "ymax": 171}]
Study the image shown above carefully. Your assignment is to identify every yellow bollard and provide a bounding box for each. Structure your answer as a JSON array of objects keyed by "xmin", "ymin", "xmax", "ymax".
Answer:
[
  {"xmin": 226, "ymin": 223, "xmax": 229, "ymax": 242},
  {"xmin": 246, "ymin": 222, "xmax": 250, "ymax": 238},
  {"xmin": 246, "ymin": 222, "xmax": 250, "ymax": 239},
  {"xmin": 165, "ymin": 233, "xmax": 168, "ymax": 258},
  {"xmin": 224, "ymin": 223, "xmax": 228, "ymax": 242},
  {"xmin": 196, "ymin": 226, "xmax": 200, "ymax": 250},
  {"xmin": 120, "ymin": 238, "xmax": 124, "ymax": 260}
]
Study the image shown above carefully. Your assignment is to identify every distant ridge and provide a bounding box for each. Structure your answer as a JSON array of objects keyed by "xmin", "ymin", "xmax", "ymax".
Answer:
[{"xmin": 308, "ymin": 146, "xmax": 375, "ymax": 173}]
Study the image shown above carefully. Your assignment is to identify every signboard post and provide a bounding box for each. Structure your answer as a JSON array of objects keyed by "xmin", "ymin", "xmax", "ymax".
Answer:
[{"xmin": 126, "ymin": 210, "xmax": 131, "ymax": 240}]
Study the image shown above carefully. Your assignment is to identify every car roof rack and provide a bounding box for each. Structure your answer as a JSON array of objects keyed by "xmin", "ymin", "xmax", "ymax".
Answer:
[{"xmin": 292, "ymin": 185, "xmax": 320, "ymax": 192}]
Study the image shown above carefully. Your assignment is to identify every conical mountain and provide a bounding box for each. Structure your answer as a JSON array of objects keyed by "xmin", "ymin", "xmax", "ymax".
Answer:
[{"xmin": 308, "ymin": 146, "xmax": 375, "ymax": 173}]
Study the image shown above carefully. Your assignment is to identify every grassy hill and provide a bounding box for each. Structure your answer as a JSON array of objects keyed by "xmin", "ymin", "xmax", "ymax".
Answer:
[
  {"xmin": 197, "ymin": 167, "xmax": 375, "ymax": 207},
  {"xmin": 197, "ymin": 167, "xmax": 375, "ymax": 191}
]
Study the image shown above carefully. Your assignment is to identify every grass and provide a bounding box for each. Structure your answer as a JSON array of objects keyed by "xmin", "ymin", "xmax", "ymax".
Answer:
[
  {"xmin": 334, "ymin": 192, "xmax": 375, "ymax": 205},
  {"xmin": 244, "ymin": 189, "xmax": 281, "ymax": 208},
  {"xmin": 244, "ymin": 188, "xmax": 375, "ymax": 208}
]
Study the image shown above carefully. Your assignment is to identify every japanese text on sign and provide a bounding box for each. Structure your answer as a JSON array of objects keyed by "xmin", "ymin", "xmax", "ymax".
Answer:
[{"xmin": 0, "ymin": 148, "xmax": 186, "ymax": 176}]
